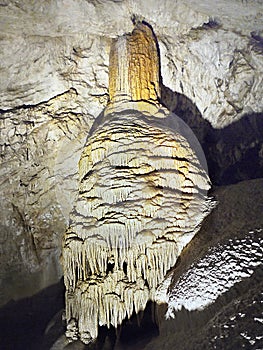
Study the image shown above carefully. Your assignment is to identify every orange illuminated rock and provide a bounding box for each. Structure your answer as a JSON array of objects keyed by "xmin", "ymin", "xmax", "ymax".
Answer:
[{"xmin": 109, "ymin": 22, "xmax": 160, "ymax": 104}]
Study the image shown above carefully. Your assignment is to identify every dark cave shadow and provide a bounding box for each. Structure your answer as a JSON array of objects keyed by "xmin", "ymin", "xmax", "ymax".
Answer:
[
  {"xmin": 113, "ymin": 302, "xmax": 159, "ymax": 350},
  {"xmin": 0, "ymin": 279, "xmax": 65, "ymax": 350},
  {"xmin": 160, "ymin": 84, "xmax": 263, "ymax": 186},
  {"xmin": 1, "ymin": 263, "xmax": 262, "ymax": 350},
  {"xmin": 75, "ymin": 302, "xmax": 159, "ymax": 350},
  {"xmin": 0, "ymin": 279, "xmax": 159, "ymax": 350}
]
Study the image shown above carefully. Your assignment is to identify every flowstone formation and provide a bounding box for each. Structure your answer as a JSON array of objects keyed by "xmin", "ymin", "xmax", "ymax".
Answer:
[{"xmin": 63, "ymin": 23, "xmax": 212, "ymax": 344}]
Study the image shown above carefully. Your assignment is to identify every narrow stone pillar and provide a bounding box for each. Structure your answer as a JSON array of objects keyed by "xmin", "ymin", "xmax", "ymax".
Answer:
[{"xmin": 107, "ymin": 22, "xmax": 161, "ymax": 113}]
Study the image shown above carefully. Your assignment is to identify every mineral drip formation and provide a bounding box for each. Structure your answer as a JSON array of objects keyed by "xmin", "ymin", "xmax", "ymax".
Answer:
[
  {"xmin": 63, "ymin": 22, "xmax": 212, "ymax": 344},
  {"xmin": 108, "ymin": 22, "xmax": 160, "ymax": 105}
]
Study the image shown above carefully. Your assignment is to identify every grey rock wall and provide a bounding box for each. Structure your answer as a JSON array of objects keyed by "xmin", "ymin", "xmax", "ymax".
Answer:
[{"xmin": 0, "ymin": 89, "xmax": 93, "ymax": 304}]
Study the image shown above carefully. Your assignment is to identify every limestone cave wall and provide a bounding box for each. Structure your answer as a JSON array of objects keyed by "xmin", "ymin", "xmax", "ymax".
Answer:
[{"xmin": 0, "ymin": 0, "xmax": 262, "ymax": 306}]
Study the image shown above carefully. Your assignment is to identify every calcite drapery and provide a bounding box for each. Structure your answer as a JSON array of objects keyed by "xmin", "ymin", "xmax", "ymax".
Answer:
[{"xmin": 63, "ymin": 22, "xmax": 211, "ymax": 344}]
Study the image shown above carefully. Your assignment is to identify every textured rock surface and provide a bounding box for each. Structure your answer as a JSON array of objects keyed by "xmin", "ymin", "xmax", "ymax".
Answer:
[
  {"xmin": 144, "ymin": 178, "xmax": 263, "ymax": 350},
  {"xmin": 63, "ymin": 108, "xmax": 211, "ymax": 342},
  {"xmin": 0, "ymin": 0, "xmax": 262, "ymax": 306},
  {"xmin": 108, "ymin": 23, "xmax": 160, "ymax": 104},
  {"xmin": 62, "ymin": 23, "xmax": 211, "ymax": 343},
  {"xmin": 1, "ymin": 0, "xmax": 262, "ymax": 125},
  {"xmin": 166, "ymin": 232, "xmax": 263, "ymax": 314},
  {"xmin": 1, "ymin": 179, "xmax": 262, "ymax": 350},
  {"xmin": 0, "ymin": 89, "xmax": 94, "ymax": 305}
]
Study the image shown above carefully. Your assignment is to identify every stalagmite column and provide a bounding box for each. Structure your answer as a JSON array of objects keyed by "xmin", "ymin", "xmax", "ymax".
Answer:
[
  {"xmin": 108, "ymin": 22, "xmax": 160, "ymax": 104},
  {"xmin": 63, "ymin": 22, "xmax": 212, "ymax": 344}
]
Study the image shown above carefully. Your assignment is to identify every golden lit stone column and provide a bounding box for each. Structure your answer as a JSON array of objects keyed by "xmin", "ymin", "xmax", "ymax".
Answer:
[{"xmin": 107, "ymin": 22, "xmax": 161, "ymax": 113}]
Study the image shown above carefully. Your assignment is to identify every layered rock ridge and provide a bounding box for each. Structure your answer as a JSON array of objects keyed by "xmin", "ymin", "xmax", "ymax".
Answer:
[{"xmin": 63, "ymin": 22, "xmax": 212, "ymax": 344}]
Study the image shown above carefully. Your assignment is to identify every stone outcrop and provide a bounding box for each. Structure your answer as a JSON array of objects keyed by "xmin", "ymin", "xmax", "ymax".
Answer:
[
  {"xmin": 62, "ymin": 23, "xmax": 212, "ymax": 344},
  {"xmin": 147, "ymin": 178, "xmax": 263, "ymax": 350},
  {"xmin": 0, "ymin": 89, "xmax": 93, "ymax": 305}
]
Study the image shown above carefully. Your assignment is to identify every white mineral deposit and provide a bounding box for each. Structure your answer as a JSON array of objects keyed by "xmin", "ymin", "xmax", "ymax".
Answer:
[{"xmin": 62, "ymin": 22, "xmax": 212, "ymax": 344}]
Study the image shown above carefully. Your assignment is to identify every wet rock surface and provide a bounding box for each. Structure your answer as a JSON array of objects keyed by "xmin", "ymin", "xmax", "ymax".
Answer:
[{"xmin": 149, "ymin": 178, "xmax": 263, "ymax": 350}]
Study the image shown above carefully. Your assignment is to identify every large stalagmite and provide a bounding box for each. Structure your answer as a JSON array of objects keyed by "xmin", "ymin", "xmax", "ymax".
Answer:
[{"xmin": 63, "ymin": 22, "xmax": 212, "ymax": 344}]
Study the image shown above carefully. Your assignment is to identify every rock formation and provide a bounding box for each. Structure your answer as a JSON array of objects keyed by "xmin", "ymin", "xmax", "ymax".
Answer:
[
  {"xmin": 0, "ymin": 0, "xmax": 262, "ymax": 319},
  {"xmin": 0, "ymin": 2, "xmax": 262, "ymax": 349},
  {"xmin": 144, "ymin": 178, "xmax": 263, "ymax": 350},
  {"xmin": 108, "ymin": 23, "xmax": 160, "ymax": 106},
  {"xmin": 62, "ymin": 22, "xmax": 212, "ymax": 344}
]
